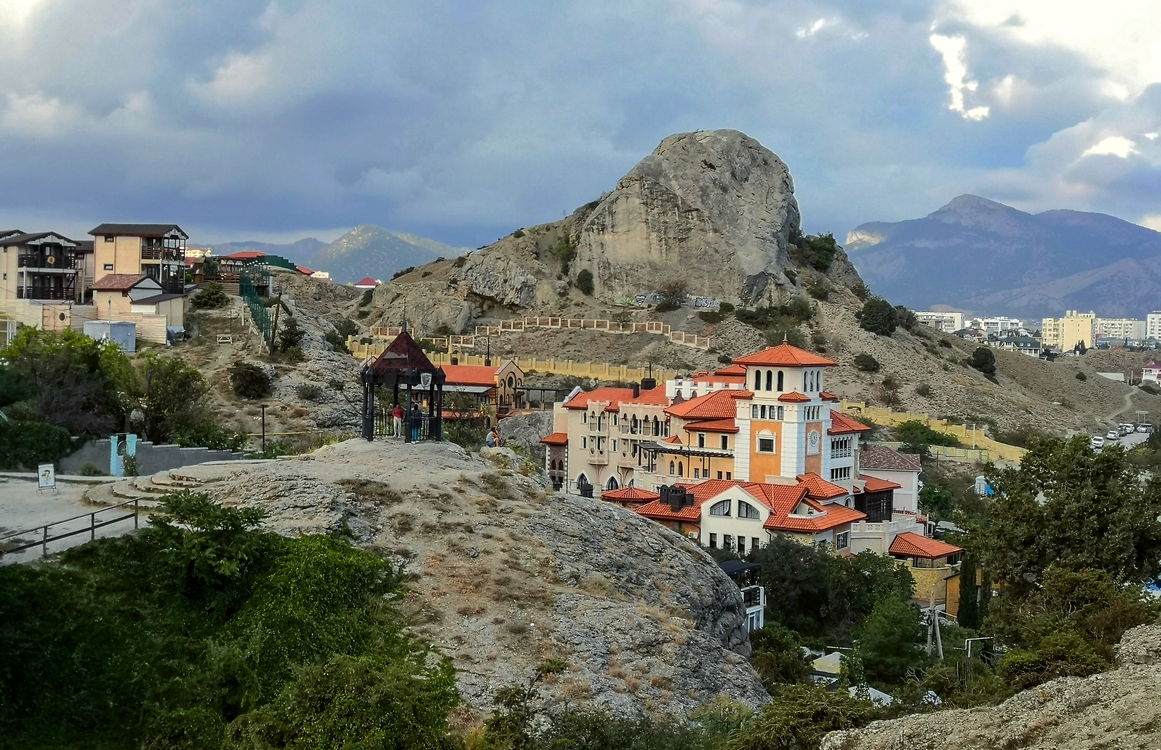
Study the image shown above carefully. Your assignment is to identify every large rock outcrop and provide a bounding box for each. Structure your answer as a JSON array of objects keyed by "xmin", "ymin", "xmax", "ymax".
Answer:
[
  {"xmin": 572, "ymin": 130, "xmax": 802, "ymax": 303},
  {"xmin": 111, "ymin": 440, "xmax": 769, "ymax": 719},
  {"xmin": 822, "ymin": 623, "xmax": 1161, "ymax": 750}
]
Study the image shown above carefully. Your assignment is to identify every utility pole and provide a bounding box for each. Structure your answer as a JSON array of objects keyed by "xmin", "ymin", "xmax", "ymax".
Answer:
[{"xmin": 260, "ymin": 404, "xmax": 267, "ymax": 454}]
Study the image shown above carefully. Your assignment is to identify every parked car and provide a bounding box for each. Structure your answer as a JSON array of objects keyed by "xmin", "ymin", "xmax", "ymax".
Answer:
[
  {"xmin": 1119, "ymin": 423, "xmax": 1136, "ymax": 436},
  {"xmin": 1106, "ymin": 430, "xmax": 1120, "ymax": 441},
  {"xmin": 1091, "ymin": 436, "xmax": 1105, "ymax": 449},
  {"xmin": 1139, "ymin": 423, "xmax": 1154, "ymax": 434}
]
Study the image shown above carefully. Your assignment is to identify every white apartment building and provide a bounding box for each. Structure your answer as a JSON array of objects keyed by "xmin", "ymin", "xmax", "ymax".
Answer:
[
  {"xmin": 1095, "ymin": 317, "xmax": 1146, "ymax": 341},
  {"xmin": 974, "ymin": 317, "xmax": 1024, "ymax": 336},
  {"xmin": 1147, "ymin": 312, "xmax": 1161, "ymax": 341},
  {"xmin": 914, "ymin": 311, "xmax": 965, "ymax": 333}
]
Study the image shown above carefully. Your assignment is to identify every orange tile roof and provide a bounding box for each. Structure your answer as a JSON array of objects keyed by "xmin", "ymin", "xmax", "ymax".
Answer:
[
  {"xmin": 829, "ymin": 412, "xmax": 872, "ymax": 435},
  {"xmin": 665, "ymin": 389, "xmax": 747, "ymax": 419},
  {"xmin": 92, "ymin": 273, "xmax": 147, "ymax": 291},
  {"xmin": 778, "ymin": 391, "xmax": 811, "ymax": 403},
  {"xmin": 796, "ymin": 473, "xmax": 849, "ymax": 500},
  {"xmin": 732, "ymin": 342, "xmax": 837, "ymax": 367},
  {"xmin": 601, "ymin": 486, "xmax": 660, "ymax": 503},
  {"xmin": 685, "ymin": 418, "xmax": 738, "ymax": 434},
  {"xmin": 769, "ymin": 499, "xmax": 867, "ymax": 533},
  {"xmin": 540, "ymin": 432, "xmax": 568, "ymax": 446},
  {"xmin": 889, "ymin": 532, "xmax": 963, "ymax": 559},
  {"xmin": 662, "ymin": 435, "xmax": 683, "ymax": 444},
  {"xmin": 715, "ymin": 364, "xmax": 747, "ymax": 376},
  {"xmin": 563, "ymin": 384, "xmax": 668, "ymax": 412},
  {"xmin": 620, "ymin": 385, "xmax": 670, "ymax": 406},
  {"xmin": 860, "ymin": 474, "xmax": 902, "ymax": 492},
  {"xmin": 441, "ymin": 364, "xmax": 499, "ymax": 387},
  {"xmin": 819, "ymin": 391, "xmax": 840, "ymax": 401}
]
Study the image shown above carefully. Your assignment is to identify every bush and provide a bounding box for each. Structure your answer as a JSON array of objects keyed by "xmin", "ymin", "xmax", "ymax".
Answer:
[
  {"xmin": 324, "ymin": 330, "xmax": 349, "ymax": 354},
  {"xmin": 806, "ymin": 279, "xmax": 830, "ymax": 300},
  {"xmin": 915, "ymin": 382, "xmax": 932, "ymax": 398},
  {"xmin": 853, "ymin": 353, "xmax": 880, "ymax": 372},
  {"xmin": 576, "ymin": 269, "xmax": 594, "ymax": 296},
  {"xmin": 277, "ymin": 316, "xmax": 305, "ymax": 352},
  {"xmin": 1075, "ymin": 371, "xmax": 1087, "ymax": 381},
  {"xmin": 358, "ymin": 288, "xmax": 373, "ymax": 306},
  {"xmin": 452, "ymin": 255, "xmax": 468, "ymax": 268},
  {"xmin": 718, "ymin": 302, "xmax": 735, "ymax": 314},
  {"xmin": 1139, "ymin": 381, "xmax": 1160, "ymax": 395},
  {"xmin": 173, "ymin": 422, "xmax": 249, "ymax": 452},
  {"xmin": 800, "ymin": 233, "xmax": 840, "ymax": 271},
  {"xmin": 895, "ymin": 305, "xmax": 919, "ymax": 332},
  {"xmin": 230, "ymin": 363, "xmax": 273, "ymax": 399},
  {"xmin": 190, "ymin": 282, "xmax": 229, "ymax": 310},
  {"xmin": 996, "ymin": 630, "xmax": 1107, "ymax": 689},
  {"xmin": 657, "ymin": 280, "xmax": 688, "ymax": 311},
  {"xmin": 728, "ymin": 683, "xmax": 879, "ymax": 750},
  {"xmin": 0, "ymin": 419, "xmax": 74, "ymax": 470},
  {"xmin": 857, "ymin": 296, "xmax": 898, "ymax": 336},
  {"xmin": 939, "ymin": 338, "xmax": 953, "ymax": 348},
  {"xmin": 895, "ymin": 419, "xmax": 960, "ymax": 448},
  {"xmin": 390, "ymin": 266, "xmax": 415, "ymax": 280},
  {"xmin": 851, "ymin": 281, "xmax": 871, "ymax": 301},
  {"xmin": 326, "ymin": 378, "xmax": 346, "ymax": 391},
  {"xmin": 296, "ymin": 383, "xmax": 324, "ymax": 402},
  {"xmin": 750, "ymin": 623, "xmax": 813, "ymax": 687},
  {"xmin": 356, "ymin": 309, "xmax": 370, "ymax": 319},
  {"xmin": 969, "ymin": 346, "xmax": 997, "ymax": 375},
  {"xmin": 79, "ymin": 461, "xmax": 106, "ymax": 476},
  {"xmin": 550, "ymin": 237, "xmax": 577, "ymax": 275},
  {"xmin": 699, "ymin": 310, "xmax": 724, "ymax": 324}
]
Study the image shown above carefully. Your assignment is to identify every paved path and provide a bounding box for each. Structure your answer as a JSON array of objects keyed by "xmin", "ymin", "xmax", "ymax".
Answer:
[{"xmin": 0, "ymin": 477, "xmax": 136, "ymax": 565}]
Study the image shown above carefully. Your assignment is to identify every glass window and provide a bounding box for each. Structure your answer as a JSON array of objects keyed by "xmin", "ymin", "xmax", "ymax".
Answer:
[
  {"xmin": 726, "ymin": 472, "xmax": 732, "ymax": 480},
  {"xmin": 737, "ymin": 537, "xmax": 746, "ymax": 555},
  {"xmin": 721, "ymin": 435, "xmax": 729, "ymax": 450},
  {"xmin": 738, "ymin": 501, "xmax": 761, "ymax": 519},
  {"xmin": 693, "ymin": 469, "xmax": 700, "ymax": 478},
  {"xmin": 752, "ymin": 537, "xmax": 761, "ymax": 551},
  {"xmin": 751, "ymin": 405, "xmax": 759, "ymax": 418},
  {"xmin": 758, "ymin": 437, "xmax": 775, "ymax": 453},
  {"xmin": 709, "ymin": 500, "xmax": 731, "ymax": 516},
  {"xmin": 717, "ymin": 471, "xmax": 723, "ymax": 479},
  {"xmin": 754, "ymin": 370, "xmax": 761, "ymax": 390},
  {"xmin": 698, "ymin": 433, "xmax": 706, "ymax": 448},
  {"xmin": 724, "ymin": 534, "xmax": 734, "ymax": 551},
  {"xmin": 669, "ymin": 461, "xmax": 675, "ymax": 475},
  {"xmin": 777, "ymin": 371, "xmax": 784, "ymax": 391},
  {"xmin": 765, "ymin": 370, "xmax": 772, "ymax": 391},
  {"xmin": 836, "ymin": 531, "xmax": 850, "ymax": 549},
  {"xmin": 709, "ymin": 533, "xmax": 717, "ymax": 548}
]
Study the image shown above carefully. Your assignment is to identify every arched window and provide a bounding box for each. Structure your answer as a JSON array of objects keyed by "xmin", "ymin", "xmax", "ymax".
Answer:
[
  {"xmin": 754, "ymin": 369, "xmax": 762, "ymax": 390},
  {"xmin": 606, "ymin": 477, "xmax": 619, "ymax": 490},
  {"xmin": 508, "ymin": 374, "xmax": 515, "ymax": 387},
  {"xmin": 677, "ymin": 461, "xmax": 684, "ymax": 477},
  {"xmin": 760, "ymin": 405, "xmax": 767, "ymax": 419},
  {"xmin": 803, "ymin": 372, "xmax": 808, "ymax": 391},
  {"xmin": 765, "ymin": 370, "xmax": 772, "ymax": 390},
  {"xmin": 751, "ymin": 405, "xmax": 759, "ymax": 418},
  {"xmin": 738, "ymin": 501, "xmax": 761, "ymax": 519},
  {"xmin": 757, "ymin": 430, "xmax": 776, "ymax": 454},
  {"xmin": 669, "ymin": 461, "xmax": 675, "ymax": 475},
  {"xmin": 709, "ymin": 500, "xmax": 731, "ymax": 516},
  {"xmin": 576, "ymin": 473, "xmax": 590, "ymax": 488},
  {"xmin": 777, "ymin": 370, "xmax": 784, "ymax": 391}
]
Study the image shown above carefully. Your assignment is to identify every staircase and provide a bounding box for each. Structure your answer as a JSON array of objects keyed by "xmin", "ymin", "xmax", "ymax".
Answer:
[{"xmin": 81, "ymin": 468, "xmax": 216, "ymax": 510}]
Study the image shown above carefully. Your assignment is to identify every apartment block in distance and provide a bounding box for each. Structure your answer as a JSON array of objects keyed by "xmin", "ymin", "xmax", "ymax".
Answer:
[
  {"xmin": 1147, "ymin": 312, "xmax": 1161, "ymax": 341},
  {"xmin": 90, "ymin": 224, "xmax": 188, "ymax": 294},
  {"xmin": 1041, "ymin": 310, "xmax": 1095, "ymax": 351},
  {"xmin": 1094, "ymin": 317, "xmax": 1146, "ymax": 342},
  {"xmin": 914, "ymin": 311, "xmax": 964, "ymax": 333}
]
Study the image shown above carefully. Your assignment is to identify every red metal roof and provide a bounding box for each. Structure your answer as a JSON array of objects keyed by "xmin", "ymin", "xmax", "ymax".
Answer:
[
  {"xmin": 778, "ymin": 391, "xmax": 811, "ymax": 403},
  {"xmin": 355, "ymin": 276, "xmax": 379, "ymax": 287},
  {"xmin": 92, "ymin": 274, "xmax": 149, "ymax": 291},
  {"xmin": 889, "ymin": 532, "xmax": 962, "ymax": 559},
  {"xmin": 732, "ymin": 342, "xmax": 837, "ymax": 367},
  {"xmin": 540, "ymin": 432, "xmax": 568, "ymax": 446},
  {"xmin": 366, "ymin": 331, "xmax": 438, "ymax": 374},
  {"xmin": 223, "ymin": 250, "xmax": 266, "ymax": 260},
  {"xmin": 563, "ymin": 384, "xmax": 669, "ymax": 412},
  {"xmin": 665, "ymin": 389, "xmax": 748, "ymax": 419},
  {"xmin": 860, "ymin": 474, "xmax": 902, "ymax": 492},
  {"xmin": 819, "ymin": 391, "xmax": 840, "ymax": 401},
  {"xmin": 829, "ymin": 412, "xmax": 872, "ymax": 435},
  {"xmin": 684, "ymin": 418, "xmax": 738, "ymax": 434}
]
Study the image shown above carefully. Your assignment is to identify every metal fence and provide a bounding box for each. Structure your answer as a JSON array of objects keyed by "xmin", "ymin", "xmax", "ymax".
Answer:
[{"xmin": 0, "ymin": 499, "xmax": 140, "ymax": 561}]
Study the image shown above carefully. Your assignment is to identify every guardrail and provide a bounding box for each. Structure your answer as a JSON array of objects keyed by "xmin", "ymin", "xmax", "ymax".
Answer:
[{"xmin": 0, "ymin": 499, "xmax": 140, "ymax": 560}]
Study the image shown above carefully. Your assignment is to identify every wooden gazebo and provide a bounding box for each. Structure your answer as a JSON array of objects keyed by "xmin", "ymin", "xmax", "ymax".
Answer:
[{"xmin": 360, "ymin": 331, "xmax": 446, "ymax": 442}]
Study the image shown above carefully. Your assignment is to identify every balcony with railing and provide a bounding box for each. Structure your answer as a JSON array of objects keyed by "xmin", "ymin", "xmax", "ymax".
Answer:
[
  {"xmin": 18, "ymin": 254, "xmax": 78, "ymax": 270},
  {"xmin": 17, "ymin": 286, "xmax": 72, "ymax": 300},
  {"xmin": 140, "ymin": 241, "xmax": 185, "ymax": 262}
]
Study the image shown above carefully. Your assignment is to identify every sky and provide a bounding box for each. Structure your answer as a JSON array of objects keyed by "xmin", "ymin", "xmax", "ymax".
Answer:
[{"xmin": 1, "ymin": 0, "xmax": 1159, "ymax": 247}]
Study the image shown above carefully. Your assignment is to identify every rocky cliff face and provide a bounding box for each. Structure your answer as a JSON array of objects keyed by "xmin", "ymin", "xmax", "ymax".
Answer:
[
  {"xmin": 135, "ymin": 440, "xmax": 768, "ymax": 719},
  {"xmin": 822, "ymin": 622, "xmax": 1161, "ymax": 750},
  {"xmin": 573, "ymin": 130, "xmax": 802, "ymax": 303}
]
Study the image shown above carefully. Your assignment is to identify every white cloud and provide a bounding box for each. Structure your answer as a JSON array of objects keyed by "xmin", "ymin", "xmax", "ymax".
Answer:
[
  {"xmin": 0, "ymin": 0, "xmax": 45, "ymax": 28},
  {"xmin": 929, "ymin": 33, "xmax": 990, "ymax": 120},
  {"xmin": 796, "ymin": 18, "xmax": 832, "ymax": 38},
  {"xmin": 1082, "ymin": 136, "xmax": 1138, "ymax": 159},
  {"xmin": 1141, "ymin": 215, "xmax": 1161, "ymax": 231},
  {"xmin": 0, "ymin": 92, "xmax": 82, "ymax": 137}
]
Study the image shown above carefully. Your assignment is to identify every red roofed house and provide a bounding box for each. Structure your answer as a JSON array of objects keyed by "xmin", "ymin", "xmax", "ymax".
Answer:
[
  {"xmin": 888, "ymin": 531, "xmax": 963, "ymax": 610},
  {"xmin": 441, "ymin": 359, "xmax": 525, "ymax": 424},
  {"xmin": 354, "ymin": 277, "xmax": 379, "ymax": 290}
]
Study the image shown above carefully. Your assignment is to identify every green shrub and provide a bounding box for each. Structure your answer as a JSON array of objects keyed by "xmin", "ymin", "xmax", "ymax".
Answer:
[
  {"xmin": 718, "ymin": 354, "xmax": 733, "ymax": 364},
  {"xmin": 855, "ymin": 598, "xmax": 928, "ymax": 685},
  {"xmin": 728, "ymin": 683, "xmax": 879, "ymax": 750},
  {"xmin": 857, "ymin": 296, "xmax": 898, "ymax": 336},
  {"xmin": 853, "ymin": 353, "xmax": 880, "ymax": 372},
  {"xmin": 277, "ymin": 316, "xmax": 305, "ymax": 352},
  {"xmin": 895, "ymin": 419, "xmax": 960, "ymax": 448},
  {"xmin": 230, "ymin": 363, "xmax": 273, "ymax": 399},
  {"xmin": 576, "ymin": 269, "xmax": 594, "ymax": 296},
  {"xmin": 996, "ymin": 630, "xmax": 1107, "ymax": 689},
  {"xmin": 699, "ymin": 310, "xmax": 724, "ymax": 324},
  {"xmin": 969, "ymin": 346, "xmax": 997, "ymax": 375},
  {"xmin": 939, "ymin": 338, "xmax": 953, "ymax": 348},
  {"xmin": 190, "ymin": 282, "xmax": 229, "ymax": 310},
  {"xmin": 79, "ymin": 461, "xmax": 106, "ymax": 476},
  {"xmin": 915, "ymin": 382, "xmax": 932, "ymax": 397},
  {"xmin": 359, "ymin": 288, "xmax": 374, "ymax": 306},
  {"xmin": 356, "ymin": 309, "xmax": 370, "ymax": 319},
  {"xmin": 452, "ymin": 255, "xmax": 468, "ymax": 268},
  {"xmin": 0, "ymin": 419, "xmax": 74, "ymax": 470},
  {"xmin": 326, "ymin": 378, "xmax": 346, "ymax": 391},
  {"xmin": 390, "ymin": 266, "xmax": 415, "ymax": 280},
  {"xmin": 296, "ymin": 383, "xmax": 324, "ymax": 402},
  {"xmin": 1075, "ymin": 371, "xmax": 1087, "ymax": 381},
  {"xmin": 851, "ymin": 281, "xmax": 871, "ymax": 301},
  {"xmin": 895, "ymin": 305, "xmax": 919, "ymax": 332},
  {"xmin": 800, "ymin": 233, "xmax": 840, "ymax": 271},
  {"xmin": 173, "ymin": 421, "xmax": 249, "ymax": 451},
  {"xmin": 806, "ymin": 279, "xmax": 830, "ymax": 300},
  {"xmin": 324, "ymin": 330, "xmax": 349, "ymax": 353},
  {"xmin": 718, "ymin": 302, "xmax": 735, "ymax": 314}
]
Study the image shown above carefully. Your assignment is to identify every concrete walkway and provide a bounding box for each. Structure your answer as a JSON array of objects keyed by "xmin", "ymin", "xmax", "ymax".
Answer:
[{"xmin": 0, "ymin": 475, "xmax": 137, "ymax": 565}]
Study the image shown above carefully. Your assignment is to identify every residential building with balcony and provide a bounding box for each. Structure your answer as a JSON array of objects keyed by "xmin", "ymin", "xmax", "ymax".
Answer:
[
  {"xmin": 0, "ymin": 230, "xmax": 89, "ymax": 303},
  {"xmin": 89, "ymin": 224, "xmax": 188, "ymax": 295},
  {"xmin": 1094, "ymin": 317, "xmax": 1146, "ymax": 342},
  {"xmin": 1041, "ymin": 310, "xmax": 1095, "ymax": 351},
  {"xmin": 914, "ymin": 311, "xmax": 964, "ymax": 333},
  {"xmin": 1147, "ymin": 312, "xmax": 1161, "ymax": 342}
]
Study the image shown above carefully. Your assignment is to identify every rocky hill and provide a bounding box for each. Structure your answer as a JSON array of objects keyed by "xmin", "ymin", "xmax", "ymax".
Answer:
[
  {"xmin": 822, "ymin": 622, "xmax": 1161, "ymax": 750},
  {"xmin": 846, "ymin": 195, "xmax": 1161, "ymax": 318},
  {"xmin": 310, "ymin": 224, "xmax": 470, "ymax": 284},
  {"xmin": 209, "ymin": 237, "xmax": 327, "ymax": 265},
  {"xmin": 92, "ymin": 440, "xmax": 770, "ymax": 721}
]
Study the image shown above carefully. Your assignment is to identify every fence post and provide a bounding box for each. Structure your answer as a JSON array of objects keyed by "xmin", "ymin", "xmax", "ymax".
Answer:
[
  {"xmin": 91, "ymin": 512, "xmax": 96, "ymax": 541},
  {"xmin": 42, "ymin": 526, "xmax": 48, "ymax": 557}
]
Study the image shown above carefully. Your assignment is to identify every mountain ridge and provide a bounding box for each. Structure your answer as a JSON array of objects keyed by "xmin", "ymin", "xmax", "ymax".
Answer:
[{"xmin": 845, "ymin": 195, "xmax": 1161, "ymax": 318}]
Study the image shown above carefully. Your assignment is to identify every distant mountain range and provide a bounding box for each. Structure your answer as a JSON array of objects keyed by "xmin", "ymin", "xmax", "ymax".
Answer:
[
  {"xmin": 210, "ymin": 226, "xmax": 470, "ymax": 284},
  {"xmin": 845, "ymin": 195, "xmax": 1161, "ymax": 319}
]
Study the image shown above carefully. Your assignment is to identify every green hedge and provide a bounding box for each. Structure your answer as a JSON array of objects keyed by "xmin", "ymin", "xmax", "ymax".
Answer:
[{"xmin": 0, "ymin": 419, "xmax": 74, "ymax": 470}]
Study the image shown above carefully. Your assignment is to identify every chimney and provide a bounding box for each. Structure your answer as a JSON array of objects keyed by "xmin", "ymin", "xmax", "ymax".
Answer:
[
  {"xmin": 641, "ymin": 377, "xmax": 657, "ymax": 391},
  {"xmin": 632, "ymin": 381, "xmax": 641, "ymax": 398}
]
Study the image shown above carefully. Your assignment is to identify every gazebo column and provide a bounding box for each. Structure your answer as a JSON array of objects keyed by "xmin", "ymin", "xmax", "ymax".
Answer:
[
  {"xmin": 405, "ymin": 382, "xmax": 414, "ymax": 443},
  {"xmin": 434, "ymin": 382, "xmax": 444, "ymax": 440},
  {"xmin": 361, "ymin": 373, "xmax": 375, "ymax": 441}
]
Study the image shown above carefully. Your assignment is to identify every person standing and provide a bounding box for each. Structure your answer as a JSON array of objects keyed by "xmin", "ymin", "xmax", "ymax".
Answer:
[
  {"xmin": 392, "ymin": 402, "xmax": 404, "ymax": 437},
  {"xmin": 410, "ymin": 402, "xmax": 423, "ymax": 441}
]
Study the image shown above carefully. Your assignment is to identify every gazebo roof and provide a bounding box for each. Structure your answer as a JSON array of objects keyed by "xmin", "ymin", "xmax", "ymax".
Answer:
[{"xmin": 366, "ymin": 331, "xmax": 441, "ymax": 375}]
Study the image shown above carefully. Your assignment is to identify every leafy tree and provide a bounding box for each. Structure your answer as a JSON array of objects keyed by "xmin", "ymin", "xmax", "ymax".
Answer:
[
  {"xmin": 749, "ymin": 623, "xmax": 813, "ymax": 687},
  {"xmin": 0, "ymin": 328, "xmax": 137, "ymax": 435},
  {"xmin": 751, "ymin": 536, "xmax": 832, "ymax": 636},
  {"xmin": 0, "ymin": 419, "xmax": 74, "ymax": 470},
  {"xmin": 854, "ymin": 598, "xmax": 928, "ymax": 686},
  {"xmin": 852, "ymin": 353, "xmax": 880, "ymax": 372},
  {"xmin": 655, "ymin": 280, "xmax": 688, "ymax": 312},
  {"xmin": 895, "ymin": 420, "xmax": 959, "ymax": 452},
  {"xmin": 483, "ymin": 659, "xmax": 566, "ymax": 750},
  {"xmin": 827, "ymin": 551, "xmax": 916, "ymax": 642},
  {"xmin": 531, "ymin": 709, "xmax": 706, "ymax": 750},
  {"xmin": 725, "ymin": 683, "xmax": 879, "ymax": 750},
  {"xmin": 857, "ymin": 296, "xmax": 897, "ymax": 336},
  {"xmin": 957, "ymin": 552, "xmax": 980, "ymax": 630},
  {"xmin": 442, "ymin": 391, "xmax": 488, "ymax": 449},
  {"xmin": 138, "ymin": 354, "xmax": 212, "ymax": 443},
  {"xmin": 894, "ymin": 305, "xmax": 919, "ymax": 332},
  {"xmin": 190, "ymin": 282, "xmax": 229, "ymax": 310},
  {"xmin": 969, "ymin": 346, "xmax": 996, "ymax": 375},
  {"xmin": 995, "ymin": 630, "xmax": 1107, "ymax": 690},
  {"xmin": 969, "ymin": 436, "xmax": 1161, "ymax": 594},
  {"xmin": 0, "ymin": 365, "xmax": 35, "ymax": 408},
  {"xmin": 919, "ymin": 483, "xmax": 954, "ymax": 521},
  {"xmin": 576, "ymin": 269, "xmax": 595, "ymax": 296}
]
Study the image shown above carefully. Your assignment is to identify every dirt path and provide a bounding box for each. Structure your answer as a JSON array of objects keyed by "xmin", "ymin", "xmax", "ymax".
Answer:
[{"xmin": 1105, "ymin": 390, "xmax": 1135, "ymax": 423}]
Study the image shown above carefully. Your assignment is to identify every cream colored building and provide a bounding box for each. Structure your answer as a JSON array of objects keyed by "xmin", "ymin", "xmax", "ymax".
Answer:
[
  {"xmin": 1146, "ymin": 312, "xmax": 1161, "ymax": 341},
  {"xmin": 89, "ymin": 223, "xmax": 188, "ymax": 294},
  {"xmin": 915, "ymin": 311, "xmax": 965, "ymax": 333},
  {"xmin": 1041, "ymin": 310, "xmax": 1095, "ymax": 351}
]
